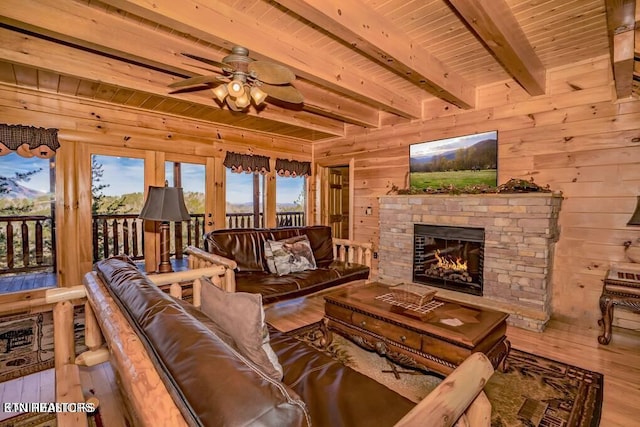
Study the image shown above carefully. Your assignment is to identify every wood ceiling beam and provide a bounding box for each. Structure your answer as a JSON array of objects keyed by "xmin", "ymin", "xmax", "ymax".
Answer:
[
  {"xmin": 100, "ymin": 0, "xmax": 422, "ymax": 119},
  {"xmin": 447, "ymin": 0, "xmax": 546, "ymax": 96},
  {"xmin": 275, "ymin": 0, "xmax": 476, "ymax": 109},
  {"xmin": 0, "ymin": 0, "xmax": 379, "ymax": 129},
  {"xmin": 604, "ymin": 0, "xmax": 637, "ymax": 99},
  {"xmin": 0, "ymin": 27, "xmax": 345, "ymax": 138}
]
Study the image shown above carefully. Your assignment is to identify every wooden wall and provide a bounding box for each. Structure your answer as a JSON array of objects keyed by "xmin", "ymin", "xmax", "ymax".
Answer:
[
  {"xmin": 0, "ymin": 84, "xmax": 312, "ymax": 286},
  {"xmin": 313, "ymin": 55, "xmax": 640, "ymax": 330}
]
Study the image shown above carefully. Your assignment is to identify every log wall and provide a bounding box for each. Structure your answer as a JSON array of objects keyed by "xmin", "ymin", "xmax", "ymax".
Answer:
[{"xmin": 313, "ymin": 55, "xmax": 640, "ymax": 330}]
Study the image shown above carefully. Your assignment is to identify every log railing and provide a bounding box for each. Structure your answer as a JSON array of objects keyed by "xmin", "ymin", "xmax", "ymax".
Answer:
[
  {"xmin": 226, "ymin": 212, "xmax": 264, "ymax": 229},
  {"xmin": 0, "ymin": 215, "xmax": 55, "ymax": 274},
  {"xmin": 91, "ymin": 213, "xmax": 205, "ymax": 262},
  {"xmin": 333, "ymin": 238, "xmax": 373, "ymax": 268},
  {"xmin": 0, "ymin": 211, "xmax": 304, "ymax": 276},
  {"xmin": 276, "ymin": 212, "xmax": 305, "ymax": 227},
  {"xmin": 226, "ymin": 212, "xmax": 305, "ymax": 229}
]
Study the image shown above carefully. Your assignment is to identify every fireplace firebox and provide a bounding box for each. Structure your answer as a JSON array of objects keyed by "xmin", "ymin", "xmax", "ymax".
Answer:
[{"xmin": 413, "ymin": 224, "xmax": 484, "ymax": 296}]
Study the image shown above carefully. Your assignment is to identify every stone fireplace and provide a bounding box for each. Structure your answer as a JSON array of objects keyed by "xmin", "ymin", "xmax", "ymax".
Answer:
[{"xmin": 379, "ymin": 193, "xmax": 562, "ymax": 331}]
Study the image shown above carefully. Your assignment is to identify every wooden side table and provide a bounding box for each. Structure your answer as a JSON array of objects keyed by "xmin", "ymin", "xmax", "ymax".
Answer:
[{"xmin": 598, "ymin": 263, "xmax": 640, "ymax": 344}]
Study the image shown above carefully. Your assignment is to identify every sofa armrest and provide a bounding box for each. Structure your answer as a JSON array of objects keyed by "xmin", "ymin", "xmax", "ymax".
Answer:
[
  {"xmin": 185, "ymin": 246, "xmax": 237, "ymax": 292},
  {"xmin": 147, "ymin": 265, "xmax": 231, "ymax": 308},
  {"xmin": 83, "ymin": 272, "xmax": 188, "ymax": 427},
  {"xmin": 394, "ymin": 352, "xmax": 494, "ymax": 427},
  {"xmin": 333, "ymin": 238, "xmax": 373, "ymax": 268}
]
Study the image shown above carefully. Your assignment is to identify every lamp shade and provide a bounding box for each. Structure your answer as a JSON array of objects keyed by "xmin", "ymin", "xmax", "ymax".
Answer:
[
  {"xmin": 139, "ymin": 186, "xmax": 191, "ymax": 222},
  {"xmin": 250, "ymin": 86, "xmax": 267, "ymax": 105},
  {"xmin": 628, "ymin": 196, "xmax": 640, "ymax": 226},
  {"xmin": 234, "ymin": 91, "xmax": 250, "ymax": 108},
  {"xmin": 212, "ymin": 84, "xmax": 228, "ymax": 103}
]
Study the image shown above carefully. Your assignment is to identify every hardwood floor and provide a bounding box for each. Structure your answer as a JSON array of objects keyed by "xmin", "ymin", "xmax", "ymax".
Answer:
[{"xmin": 1, "ymin": 290, "xmax": 637, "ymax": 426}]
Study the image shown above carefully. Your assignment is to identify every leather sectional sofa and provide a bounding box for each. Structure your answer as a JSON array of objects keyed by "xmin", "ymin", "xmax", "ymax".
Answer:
[
  {"xmin": 84, "ymin": 256, "xmax": 494, "ymax": 427},
  {"xmin": 189, "ymin": 225, "xmax": 372, "ymax": 303}
]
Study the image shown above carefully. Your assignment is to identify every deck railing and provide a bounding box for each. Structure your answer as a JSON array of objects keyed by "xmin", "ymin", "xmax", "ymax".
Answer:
[
  {"xmin": 0, "ymin": 215, "xmax": 56, "ymax": 274},
  {"xmin": 225, "ymin": 212, "xmax": 305, "ymax": 228},
  {"xmin": 92, "ymin": 213, "xmax": 205, "ymax": 262},
  {"xmin": 1, "ymin": 211, "xmax": 306, "ymax": 275}
]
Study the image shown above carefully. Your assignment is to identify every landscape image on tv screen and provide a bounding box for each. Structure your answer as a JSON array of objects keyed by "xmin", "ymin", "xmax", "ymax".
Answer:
[{"xmin": 409, "ymin": 130, "xmax": 497, "ymax": 190}]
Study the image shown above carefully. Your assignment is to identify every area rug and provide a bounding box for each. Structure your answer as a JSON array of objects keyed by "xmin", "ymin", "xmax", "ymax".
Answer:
[
  {"xmin": 0, "ymin": 410, "xmax": 102, "ymax": 427},
  {"xmin": 0, "ymin": 307, "xmax": 87, "ymax": 383},
  {"xmin": 286, "ymin": 322, "xmax": 603, "ymax": 427}
]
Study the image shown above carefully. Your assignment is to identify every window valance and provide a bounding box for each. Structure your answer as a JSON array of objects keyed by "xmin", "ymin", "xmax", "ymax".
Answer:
[
  {"xmin": 0, "ymin": 124, "xmax": 60, "ymax": 159},
  {"xmin": 275, "ymin": 158, "xmax": 311, "ymax": 177},
  {"xmin": 223, "ymin": 152, "xmax": 270, "ymax": 175}
]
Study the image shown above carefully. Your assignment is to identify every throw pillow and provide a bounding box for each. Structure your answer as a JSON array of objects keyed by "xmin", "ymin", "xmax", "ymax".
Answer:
[
  {"xmin": 199, "ymin": 276, "xmax": 283, "ymax": 381},
  {"xmin": 263, "ymin": 239, "xmax": 278, "ymax": 274},
  {"xmin": 265, "ymin": 235, "xmax": 317, "ymax": 276}
]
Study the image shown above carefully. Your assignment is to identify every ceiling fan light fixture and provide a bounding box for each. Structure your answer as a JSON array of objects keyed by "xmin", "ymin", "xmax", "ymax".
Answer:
[
  {"xmin": 250, "ymin": 86, "xmax": 267, "ymax": 105},
  {"xmin": 227, "ymin": 80, "xmax": 245, "ymax": 97},
  {"xmin": 212, "ymin": 84, "xmax": 228, "ymax": 102},
  {"xmin": 234, "ymin": 91, "xmax": 251, "ymax": 108}
]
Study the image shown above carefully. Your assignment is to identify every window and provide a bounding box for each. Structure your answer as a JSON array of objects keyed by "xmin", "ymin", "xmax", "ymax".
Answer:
[
  {"xmin": 91, "ymin": 155, "xmax": 144, "ymax": 261},
  {"xmin": 165, "ymin": 161, "xmax": 205, "ymax": 255},
  {"xmin": 226, "ymin": 169, "xmax": 264, "ymax": 228},
  {"xmin": 276, "ymin": 175, "xmax": 305, "ymax": 226},
  {"xmin": 0, "ymin": 153, "xmax": 55, "ymax": 278}
]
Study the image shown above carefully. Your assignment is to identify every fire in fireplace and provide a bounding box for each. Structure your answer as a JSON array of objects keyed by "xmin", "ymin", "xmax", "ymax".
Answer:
[{"xmin": 413, "ymin": 224, "xmax": 484, "ymax": 296}]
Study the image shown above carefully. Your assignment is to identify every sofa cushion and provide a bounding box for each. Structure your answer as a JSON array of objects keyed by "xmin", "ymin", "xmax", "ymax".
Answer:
[
  {"xmin": 205, "ymin": 229, "xmax": 266, "ymax": 272},
  {"xmin": 265, "ymin": 235, "xmax": 317, "ymax": 276},
  {"xmin": 200, "ymin": 276, "xmax": 283, "ymax": 381},
  {"xmin": 269, "ymin": 327, "xmax": 415, "ymax": 427},
  {"xmin": 298, "ymin": 225, "xmax": 334, "ymax": 264},
  {"xmin": 94, "ymin": 257, "xmax": 309, "ymax": 427},
  {"xmin": 235, "ymin": 262, "xmax": 369, "ymax": 304}
]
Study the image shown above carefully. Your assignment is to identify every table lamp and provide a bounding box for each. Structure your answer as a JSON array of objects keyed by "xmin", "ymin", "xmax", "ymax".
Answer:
[{"xmin": 139, "ymin": 184, "xmax": 191, "ymax": 273}]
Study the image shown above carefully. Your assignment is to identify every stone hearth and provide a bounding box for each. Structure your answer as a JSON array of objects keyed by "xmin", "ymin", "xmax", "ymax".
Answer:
[{"xmin": 378, "ymin": 193, "xmax": 562, "ymax": 331}]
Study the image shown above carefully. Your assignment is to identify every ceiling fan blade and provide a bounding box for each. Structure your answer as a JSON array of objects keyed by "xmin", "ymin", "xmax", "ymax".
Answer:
[
  {"xmin": 181, "ymin": 53, "xmax": 230, "ymax": 70},
  {"xmin": 168, "ymin": 75, "xmax": 220, "ymax": 88},
  {"xmin": 261, "ymin": 83, "xmax": 304, "ymax": 104},
  {"xmin": 183, "ymin": 62, "xmax": 225, "ymax": 75},
  {"xmin": 249, "ymin": 61, "xmax": 295, "ymax": 85},
  {"xmin": 169, "ymin": 85, "xmax": 212, "ymax": 94}
]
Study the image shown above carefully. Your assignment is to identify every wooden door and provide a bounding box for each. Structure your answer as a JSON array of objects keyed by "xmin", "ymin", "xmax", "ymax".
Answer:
[{"xmin": 328, "ymin": 167, "xmax": 349, "ymax": 238}]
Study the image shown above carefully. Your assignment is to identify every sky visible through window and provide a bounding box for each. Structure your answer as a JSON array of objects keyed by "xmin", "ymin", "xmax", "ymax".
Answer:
[
  {"xmin": 2, "ymin": 154, "xmax": 304, "ymax": 205},
  {"xmin": 165, "ymin": 162, "xmax": 205, "ymax": 194},
  {"xmin": 0, "ymin": 153, "xmax": 50, "ymax": 193}
]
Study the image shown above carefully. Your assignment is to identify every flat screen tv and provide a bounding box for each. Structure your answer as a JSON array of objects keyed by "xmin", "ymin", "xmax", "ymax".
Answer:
[{"xmin": 409, "ymin": 130, "xmax": 498, "ymax": 190}]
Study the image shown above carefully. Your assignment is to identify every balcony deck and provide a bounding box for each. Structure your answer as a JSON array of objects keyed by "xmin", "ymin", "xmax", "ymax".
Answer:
[{"xmin": 0, "ymin": 258, "xmax": 188, "ymax": 294}]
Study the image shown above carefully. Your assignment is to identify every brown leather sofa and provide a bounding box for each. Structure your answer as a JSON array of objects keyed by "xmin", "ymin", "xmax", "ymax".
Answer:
[
  {"xmin": 84, "ymin": 257, "xmax": 495, "ymax": 427},
  {"xmin": 92, "ymin": 257, "xmax": 414, "ymax": 426},
  {"xmin": 199, "ymin": 225, "xmax": 371, "ymax": 303}
]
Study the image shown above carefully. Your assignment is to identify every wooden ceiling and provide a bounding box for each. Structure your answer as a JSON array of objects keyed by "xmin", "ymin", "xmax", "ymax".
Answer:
[{"xmin": 0, "ymin": 0, "xmax": 636, "ymax": 142}]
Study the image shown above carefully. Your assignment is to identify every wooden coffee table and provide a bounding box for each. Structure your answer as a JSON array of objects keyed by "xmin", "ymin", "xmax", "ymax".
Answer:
[{"xmin": 322, "ymin": 282, "xmax": 510, "ymax": 376}]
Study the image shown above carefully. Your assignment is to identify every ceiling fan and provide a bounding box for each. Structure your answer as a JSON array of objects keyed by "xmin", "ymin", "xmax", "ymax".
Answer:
[{"xmin": 169, "ymin": 46, "xmax": 303, "ymax": 111}]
